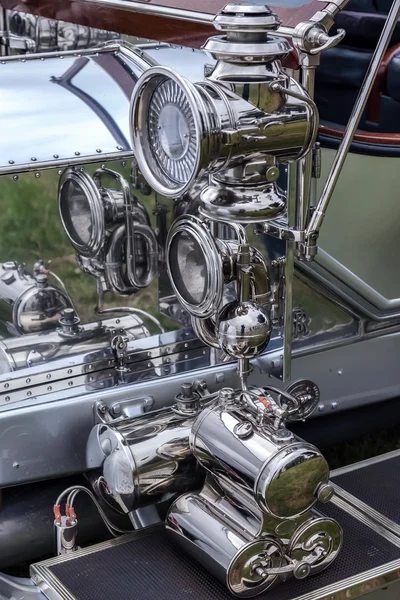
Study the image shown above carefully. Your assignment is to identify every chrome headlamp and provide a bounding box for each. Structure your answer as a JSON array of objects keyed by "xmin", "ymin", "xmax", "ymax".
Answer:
[
  {"xmin": 166, "ymin": 216, "xmax": 225, "ymax": 318},
  {"xmin": 166, "ymin": 215, "xmax": 270, "ymax": 322},
  {"xmin": 130, "ymin": 64, "xmax": 317, "ymax": 203},
  {"xmin": 130, "ymin": 67, "xmax": 214, "ymax": 198}
]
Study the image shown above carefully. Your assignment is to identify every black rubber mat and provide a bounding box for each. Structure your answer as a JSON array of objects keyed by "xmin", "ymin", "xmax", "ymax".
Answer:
[
  {"xmin": 333, "ymin": 455, "xmax": 400, "ymax": 525},
  {"xmin": 46, "ymin": 503, "xmax": 399, "ymax": 600}
]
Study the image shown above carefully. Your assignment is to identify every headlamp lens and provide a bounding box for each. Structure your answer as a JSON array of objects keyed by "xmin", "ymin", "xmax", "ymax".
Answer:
[
  {"xmin": 148, "ymin": 79, "xmax": 197, "ymax": 185},
  {"xmin": 169, "ymin": 230, "xmax": 208, "ymax": 306},
  {"xmin": 130, "ymin": 67, "xmax": 206, "ymax": 197},
  {"xmin": 166, "ymin": 216, "xmax": 224, "ymax": 318},
  {"xmin": 60, "ymin": 178, "xmax": 93, "ymax": 246}
]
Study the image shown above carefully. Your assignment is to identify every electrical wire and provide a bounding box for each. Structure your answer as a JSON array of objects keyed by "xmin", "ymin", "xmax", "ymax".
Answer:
[{"xmin": 55, "ymin": 485, "xmax": 133, "ymax": 538}]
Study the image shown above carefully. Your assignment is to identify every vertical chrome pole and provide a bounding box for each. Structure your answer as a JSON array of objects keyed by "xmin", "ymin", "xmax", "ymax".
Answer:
[
  {"xmin": 295, "ymin": 65, "xmax": 316, "ymax": 234},
  {"xmin": 282, "ymin": 163, "xmax": 297, "ymax": 382},
  {"xmin": 0, "ymin": 8, "xmax": 7, "ymax": 57},
  {"xmin": 305, "ymin": 0, "xmax": 400, "ymax": 252}
]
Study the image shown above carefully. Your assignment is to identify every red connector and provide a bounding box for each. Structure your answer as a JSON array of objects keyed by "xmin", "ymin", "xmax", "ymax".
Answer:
[
  {"xmin": 258, "ymin": 395, "xmax": 272, "ymax": 409},
  {"xmin": 53, "ymin": 504, "xmax": 62, "ymax": 525}
]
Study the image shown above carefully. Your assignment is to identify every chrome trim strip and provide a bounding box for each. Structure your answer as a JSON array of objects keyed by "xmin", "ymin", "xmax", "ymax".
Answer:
[
  {"xmin": 0, "ymin": 150, "xmax": 133, "ymax": 176},
  {"xmin": 298, "ymin": 260, "xmax": 400, "ymax": 322},
  {"xmin": 316, "ymin": 250, "xmax": 400, "ymax": 312},
  {"xmin": 331, "ymin": 450, "xmax": 400, "ymax": 539},
  {"xmin": 0, "ymin": 43, "xmax": 121, "ymax": 62},
  {"xmin": 332, "ymin": 485, "xmax": 400, "ymax": 538},
  {"xmin": 331, "ymin": 449, "xmax": 400, "ymax": 477},
  {"xmin": 77, "ymin": 0, "xmax": 214, "ymax": 24},
  {"xmin": 331, "ymin": 495, "xmax": 400, "ymax": 547}
]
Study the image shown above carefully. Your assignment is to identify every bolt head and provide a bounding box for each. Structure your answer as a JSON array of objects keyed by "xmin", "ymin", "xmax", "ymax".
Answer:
[{"xmin": 317, "ymin": 483, "xmax": 334, "ymax": 504}]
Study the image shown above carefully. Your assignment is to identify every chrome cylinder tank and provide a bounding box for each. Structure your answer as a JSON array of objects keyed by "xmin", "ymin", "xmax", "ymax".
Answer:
[
  {"xmin": 166, "ymin": 491, "xmax": 283, "ymax": 597},
  {"xmin": 167, "ymin": 487, "xmax": 342, "ymax": 597},
  {"xmin": 0, "ymin": 314, "xmax": 149, "ymax": 373},
  {"xmin": 0, "ymin": 262, "xmax": 71, "ymax": 335},
  {"xmin": 191, "ymin": 404, "xmax": 330, "ymax": 518},
  {"xmin": 86, "ymin": 402, "xmax": 203, "ymax": 513}
]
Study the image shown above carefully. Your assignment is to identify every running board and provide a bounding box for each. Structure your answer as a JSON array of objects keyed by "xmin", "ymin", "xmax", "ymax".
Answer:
[
  {"xmin": 331, "ymin": 449, "xmax": 400, "ymax": 538},
  {"xmin": 31, "ymin": 451, "xmax": 400, "ymax": 600}
]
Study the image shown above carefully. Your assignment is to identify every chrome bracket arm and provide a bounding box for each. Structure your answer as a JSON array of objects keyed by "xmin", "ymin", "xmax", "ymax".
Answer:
[{"xmin": 303, "ymin": 0, "xmax": 400, "ymax": 261}]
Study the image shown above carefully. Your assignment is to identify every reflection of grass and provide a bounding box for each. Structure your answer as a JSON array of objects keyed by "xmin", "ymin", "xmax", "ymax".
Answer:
[
  {"xmin": 267, "ymin": 458, "xmax": 327, "ymax": 517},
  {"xmin": 0, "ymin": 167, "xmax": 175, "ymax": 333}
]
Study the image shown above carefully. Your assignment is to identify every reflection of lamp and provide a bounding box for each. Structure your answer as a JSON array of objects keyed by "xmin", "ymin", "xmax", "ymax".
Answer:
[{"xmin": 59, "ymin": 167, "xmax": 158, "ymax": 296}]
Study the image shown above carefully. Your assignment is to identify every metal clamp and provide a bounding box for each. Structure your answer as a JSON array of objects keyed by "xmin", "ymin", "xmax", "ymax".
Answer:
[{"xmin": 292, "ymin": 20, "xmax": 345, "ymax": 56}]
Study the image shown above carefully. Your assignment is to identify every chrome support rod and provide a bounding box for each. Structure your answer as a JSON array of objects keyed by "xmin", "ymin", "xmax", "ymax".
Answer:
[
  {"xmin": 305, "ymin": 0, "xmax": 400, "ymax": 247},
  {"xmin": 77, "ymin": 0, "xmax": 214, "ymax": 23},
  {"xmin": 295, "ymin": 66, "xmax": 316, "ymax": 234},
  {"xmin": 0, "ymin": 8, "xmax": 7, "ymax": 57}
]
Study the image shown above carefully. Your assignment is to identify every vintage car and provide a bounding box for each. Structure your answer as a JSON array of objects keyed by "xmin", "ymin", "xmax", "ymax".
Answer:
[{"xmin": 0, "ymin": 0, "xmax": 399, "ymax": 599}]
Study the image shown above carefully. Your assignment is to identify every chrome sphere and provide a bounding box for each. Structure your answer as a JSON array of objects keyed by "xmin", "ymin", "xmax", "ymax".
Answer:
[{"xmin": 217, "ymin": 300, "xmax": 271, "ymax": 358}]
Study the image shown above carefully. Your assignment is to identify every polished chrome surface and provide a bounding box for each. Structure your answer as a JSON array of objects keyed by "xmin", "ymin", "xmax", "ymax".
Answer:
[
  {"xmin": 5, "ymin": 9, "xmax": 120, "ymax": 54},
  {"xmin": 59, "ymin": 169, "xmax": 106, "ymax": 258},
  {"xmin": 0, "ymin": 314, "xmax": 149, "ymax": 373},
  {"xmin": 166, "ymin": 491, "xmax": 283, "ymax": 598},
  {"xmin": 0, "ymin": 44, "xmax": 138, "ymax": 173},
  {"xmin": 55, "ymin": 516, "xmax": 78, "ymax": 556},
  {"xmin": 165, "ymin": 215, "xmax": 224, "ymax": 319},
  {"xmin": 191, "ymin": 401, "xmax": 329, "ymax": 518},
  {"xmin": 131, "ymin": 62, "xmax": 316, "ymax": 203},
  {"xmin": 86, "ymin": 403, "xmax": 202, "ymax": 512},
  {"xmin": 288, "ymin": 516, "xmax": 342, "ymax": 576},
  {"xmin": 217, "ymin": 300, "xmax": 271, "ymax": 360},
  {"xmin": 165, "ymin": 384, "xmax": 340, "ymax": 595},
  {"xmin": 0, "ymin": 262, "xmax": 72, "ymax": 335},
  {"xmin": 59, "ymin": 167, "xmax": 158, "ymax": 297},
  {"xmin": 285, "ymin": 379, "xmax": 320, "ymax": 421}
]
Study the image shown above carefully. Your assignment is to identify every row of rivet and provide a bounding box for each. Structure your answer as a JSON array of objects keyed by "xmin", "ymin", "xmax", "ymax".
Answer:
[
  {"xmin": 0, "ymin": 340, "xmax": 202, "ymax": 393},
  {"xmin": 0, "ymin": 53, "xmax": 96, "ymax": 65},
  {"xmin": 0, "ymin": 345, "xmax": 209, "ymax": 404},
  {"xmin": 9, "ymin": 160, "xmax": 128, "ymax": 180},
  {"xmin": 7, "ymin": 146, "xmax": 125, "ymax": 166}
]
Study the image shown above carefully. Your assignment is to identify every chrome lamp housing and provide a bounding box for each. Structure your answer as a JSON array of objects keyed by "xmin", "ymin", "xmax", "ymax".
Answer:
[{"xmin": 130, "ymin": 63, "xmax": 317, "ymax": 221}]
